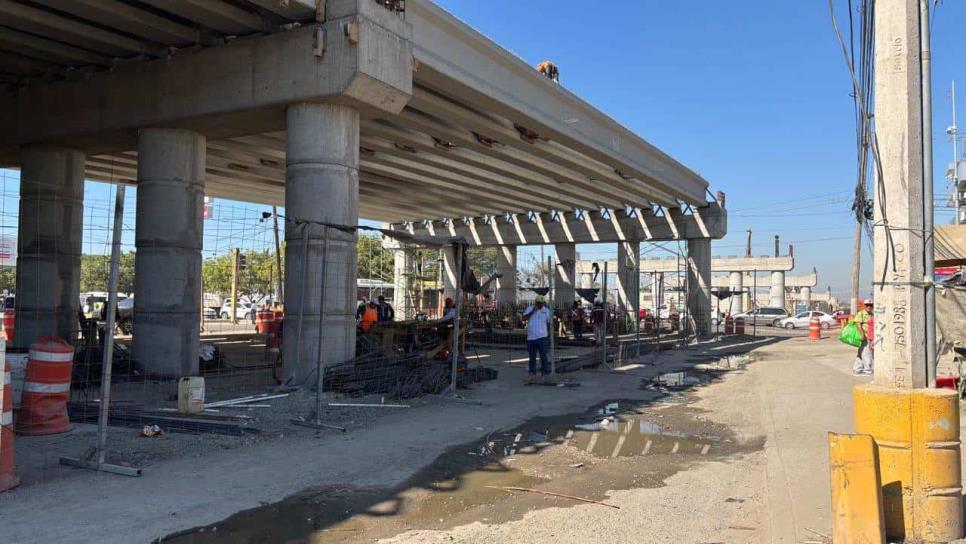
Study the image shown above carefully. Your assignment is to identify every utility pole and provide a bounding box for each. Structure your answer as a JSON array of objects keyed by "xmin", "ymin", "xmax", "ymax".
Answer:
[
  {"xmin": 745, "ymin": 229, "xmax": 752, "ymax": 257},
  {"xmin": 272, "ymin": 206, "xmax": 283, "ymax": 305},
  {"xmin": 872, "ymin": 0, "xmax": 926, "ymax": 389},
  {"xmin": 920, "ymin": 0, "xmax": 936, "ymax": 387},
  {"xmin": 230, "ymin": 248, "xmax": 240, "ymax": 325},
  {"xmin": 774, "ymin": 235, "xmax": 780, "ymax": 257},
  {"xmin": 950, "ymin": 81, "xmax": 961, "ymax": 224}
]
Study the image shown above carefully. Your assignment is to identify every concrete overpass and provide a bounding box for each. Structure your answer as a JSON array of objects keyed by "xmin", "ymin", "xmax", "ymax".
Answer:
[{"xmin": 0, "ymin": 0, "xmax": 722, "ymax": 378}]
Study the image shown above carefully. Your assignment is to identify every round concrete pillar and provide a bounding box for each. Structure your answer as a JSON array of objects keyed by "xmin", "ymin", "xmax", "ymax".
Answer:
[
  {"xmin": 554, "ymin": 243, "xmax": 576, "ymax": 309},
  {"xmin": 495, "ymin": 245, "xmax": 517, "ymax": 307},
  {"xmin": 392, "ymin": 248, "xmax": 413, "ymax": 320},
  {"xmin": 283, "ymin": 102, "xmax": 360, "ymax": 382},
  {"xmin": 728, "ymin": 271, "xmax": 744, "ymax": 314},
  {"xmin": 769, "ymin": 271, "xmax": 786, "ymax": 309},
  {"xmin": 14, "ymin": 146, "xmax": 85, "ymax": 348},
  {"xmin": 687, "ymin": 239, "xmax": 712, "ymax": 338},
  {"xmin": 133, "ymin": 129, "xmax": 205, "ymax": 377}
]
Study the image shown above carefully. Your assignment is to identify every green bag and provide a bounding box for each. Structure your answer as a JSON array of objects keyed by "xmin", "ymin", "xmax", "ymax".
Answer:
[{"xmin": 838, "ymin": 321, "xmax": 863, "ymax": 347}]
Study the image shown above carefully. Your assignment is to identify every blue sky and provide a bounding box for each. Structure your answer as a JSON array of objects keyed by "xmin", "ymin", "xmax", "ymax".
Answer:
[
  {"xmin": 2, "ymin": 1, "xmax": 962, "ymax": 299},
  {"xmin": 434, "ymin": 0, "xmax": 965, "ymax": 298}
]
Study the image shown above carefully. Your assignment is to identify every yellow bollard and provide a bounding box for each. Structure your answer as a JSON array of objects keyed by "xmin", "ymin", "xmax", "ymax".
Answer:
[
  {"xmin": 828, "ymin": 433, "xmax": 886, "ymax": 543},
  {"xmin": 853, "ymin": 384, "xmax": 963, "ymax": 542}
]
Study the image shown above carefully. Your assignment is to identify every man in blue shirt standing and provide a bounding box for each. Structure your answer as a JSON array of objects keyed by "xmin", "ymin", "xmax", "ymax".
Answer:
[{"xmin": 522, "ymin": 295, "xmax": 552, "ymax": 384}]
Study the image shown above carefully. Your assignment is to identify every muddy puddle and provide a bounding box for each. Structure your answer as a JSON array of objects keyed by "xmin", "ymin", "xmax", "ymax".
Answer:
[{"xmin": 162, "ymin": 399, "xmax": 761, "ymax": 544}]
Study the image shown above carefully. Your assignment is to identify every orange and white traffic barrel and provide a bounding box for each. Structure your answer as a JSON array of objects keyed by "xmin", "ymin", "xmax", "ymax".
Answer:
[
  {"xmin": 1, "ymin": 359, "xmax": 19, "ymax": 492},
  {"xmin": 2, "ymin": 309, "xmax": 14, "ymax": 343},
  {"xmin": 724, "ymin": 316, "xmax": 735, "ymax": 335},
  {"xmin": 735, "ymin": 317, "xmax": 745, "ymax": 335},
  {"xmin": 16, "ymin": 337, "xmax": 73, "ymax": 436},
  {"xmin": 255, "ymin": 308, "xmax": 275, "ymax": 334},
  {"xmin": 809, "ymin": 317, "xmax": 822, "ymax": 341}
]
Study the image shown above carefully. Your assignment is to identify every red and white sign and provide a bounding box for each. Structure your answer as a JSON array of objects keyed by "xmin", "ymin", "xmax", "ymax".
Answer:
[
  {"xmin": 203, "ymin": 197, "xmax": 214, "ymax": 220},
  {"xmin": 0, "ymin": 237, "xmax": 16, "ymax": 268}
]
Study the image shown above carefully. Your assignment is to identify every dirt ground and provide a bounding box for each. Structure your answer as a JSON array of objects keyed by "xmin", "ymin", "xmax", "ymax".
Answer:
[{"xmin": 5, "ymin": 331, "xmax": 958, "ymax": 543}]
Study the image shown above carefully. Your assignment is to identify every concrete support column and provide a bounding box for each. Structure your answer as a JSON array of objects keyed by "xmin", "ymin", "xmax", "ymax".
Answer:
[
  {"xmin": 769, "ymin": 271, "xmax": 786, "ymax": 309},
  {"xmin": 283, "ymin": 103, "xmax": 359, "ymax": 382},
  {"xmin": 579, "ymin": 273, "xmax": 593, "ymax": 289},
  {"xmin": 687, "ymin": 239, "xmax": 712, "ymax": 338},
  {"xmin": 495, "ymin": 245, "xmax": 517, "ymax": 307},
  {"xmin": 133, "ymin": 129, "xmax": 205, "ymax": 377},
  {"xmin": 14, "ymin": 146, "xmax": 85, "ymax": 348},
  {"xmin": 392, "ymin": 249, "xmax": 413, "ymax": 320},
  {"xmin": 441, "ymin": 244, "xmax": 458, "ymax": 303},
  {"xmin": 728, "ymin": 271, "xmax": 744, "ymax": 314},
  {"xmin": 553, "ymin": 243, "xmax": 576, "ymax": 309},
  {"xmin": 616, "ymin": 241, "xmax": 640, "ymax": 324},
  {"xmin": 651, "ymin": 272, "xmax": 664, "ymax": 311},
  {"xmin": 800, "ymin": 286, "xmax": 812, "ymax": 309}
]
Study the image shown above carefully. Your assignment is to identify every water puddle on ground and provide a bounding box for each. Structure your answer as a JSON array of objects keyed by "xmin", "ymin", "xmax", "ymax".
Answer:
[{"xmin": 162, "ymin": 400, "xmax": 759, "ymax": 544}]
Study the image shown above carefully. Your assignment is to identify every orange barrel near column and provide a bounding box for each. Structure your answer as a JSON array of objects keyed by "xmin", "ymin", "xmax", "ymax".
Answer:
[
  {"xmin": 724, "ymin": 316, "xmax": 735, "ymax": 335},
  {"xmin": 16, "ymin": 337, "xmax": 74, "ymax": 436},
  {"xmin": 735, "ymin": 317, "xmax": 745, "ymax": 335},
  {"xmin": 2, "ymin": 309, "xmax": 13, "ymax": 343},
  {"xmin": 255, "ymin": 308, "xmax": 275, "ymax": 334},
  {"xmin": 809, "ymin": 316, "xmax": 822, "ymax": 341},
  {"xmin": 1, "ymin": 356, "xmax": 19, "ymax": 491}
]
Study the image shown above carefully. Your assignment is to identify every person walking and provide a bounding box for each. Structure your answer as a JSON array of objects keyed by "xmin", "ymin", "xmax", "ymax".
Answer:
[
  {"xmin": 522, "ymin": 295, "xmax": 552, "ymax": 383},
  {"xmin": 852, "ymin": 299, "xmax": 874, "ymax": 375},
  {"xmin": 570, "ymin": 301, "xmax": 585, "ymax": 340}
]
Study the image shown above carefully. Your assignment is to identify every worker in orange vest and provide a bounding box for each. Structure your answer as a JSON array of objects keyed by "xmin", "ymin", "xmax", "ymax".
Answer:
[{"xmin": 359, "ymin": 300, "xmax": 379, "ymax": 333}]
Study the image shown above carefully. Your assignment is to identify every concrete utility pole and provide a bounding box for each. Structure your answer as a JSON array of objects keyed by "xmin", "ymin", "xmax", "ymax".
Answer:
[
  {"xmin": 872, "ymin": 0, "xmax": 926, "ymax": 389},
  {"xmin": 745, "ymin": 229, "xmax": 752, "ymax": 257},
  {"xmin": 230, "ymin": 248, "xmax": 240, "ymax": 325}
]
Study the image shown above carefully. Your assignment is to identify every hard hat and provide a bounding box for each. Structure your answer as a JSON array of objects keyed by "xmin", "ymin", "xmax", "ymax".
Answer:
[
  {"xmin": 863, "ymin": 299, "xmax": 873, "ymax": 305},
  {"xmin": 535, "ymin": 295, "xmax": 546, "ymax": 303}
]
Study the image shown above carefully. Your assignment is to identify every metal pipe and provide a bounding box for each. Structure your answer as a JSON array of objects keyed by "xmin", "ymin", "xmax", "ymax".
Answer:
[
  {"xmin": 96, "ymin": 185, "xmax": 125, "ymax": 466},
  {"xmin": 921, "ymin": 0, "xmax": 936, "ymax": 387},
  {"xmin": 449, "ymin": 242, "xmax": 463, "ymax": 393},
  {"xmin": 313, "ymin": 226, "xmax": 329, "ymax": 425},
  {"xmin": 548, "ymin": 255, "xmax": 556, "ymax": 375}
]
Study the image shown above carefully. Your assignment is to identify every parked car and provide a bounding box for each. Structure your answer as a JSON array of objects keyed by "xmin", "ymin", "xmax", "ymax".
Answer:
[
  {"xmin": 219, "ymin": 300, "xmax": 255, "ymax": 320},
  {"xmin": 733, "ymin": 307, "xmax": 789, "ymax": 327},
  {"xmin": 778, "ymin": 311, "xmax": 836, "ymax": 330},
  {"xmin": 203, "ymin": 307, "xmax": 217, "ymax": 319}
]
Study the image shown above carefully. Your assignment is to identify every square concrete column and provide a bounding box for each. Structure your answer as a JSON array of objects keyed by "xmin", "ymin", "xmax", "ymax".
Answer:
[
  {"xmin": 133, "ymin": 129, "xmax": 205, "ymax": 377},
  {"xmin": 553, "ymin": 243, "xmax": 576, "ymax": 309},
  {"xmin": 728, "ymin": 271, "xmax": 744, "ymax": 314},
  {"xmin": 392, "ymin": 248, "xmax": 413, "ymax": 320},
  {"xmin": 687, "ymin": 239, "xmax": 712, "ymax": 338},
  {"xmin": 14, "ymin": 146, "xmax": 85, "ymax": 348},
  {"xmin": 284, "ymin": 103, "xmax": 360, "ymax": 382},
  {"xmin": 616, "ymin": 241, "xmax": 640, "ymax": 324},
  {"xmin": 769, "ymin": 271, "xmax": 786, "ymax": 309},
  {"xmin": 800, "ymin": 286, "xmax": 811, "ymax": 309},
  {"xmin": 495, "ymin": 245, "xmax": 517, "ymax": 307}
]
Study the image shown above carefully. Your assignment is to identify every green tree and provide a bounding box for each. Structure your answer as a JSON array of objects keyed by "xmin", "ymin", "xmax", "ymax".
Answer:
[{"xmin": 80, "ymin": 251, "xmax": 136, "ymax": 295}]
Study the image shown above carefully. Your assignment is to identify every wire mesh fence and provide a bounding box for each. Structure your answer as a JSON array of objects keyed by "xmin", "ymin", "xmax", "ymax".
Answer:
[{"xmin": 0, "ymin": 166, "xmax": 708, "ymax": 489}]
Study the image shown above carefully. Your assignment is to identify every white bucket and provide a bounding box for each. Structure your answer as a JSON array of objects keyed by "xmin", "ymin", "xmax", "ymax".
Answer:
[
  {"xmin": 6, "ymin": 351, "xmax": 27, "ymax": 410},
  {"xmin": 178, "ymin": 376, "xmax": 205, "ymax": 414}
]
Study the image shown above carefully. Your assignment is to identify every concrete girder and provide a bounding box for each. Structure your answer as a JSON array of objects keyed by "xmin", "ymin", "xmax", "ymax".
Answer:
[
  {"xmin": 406, "ymin": 88, "xmax": 672, "ymax": 208},
  {"xmin": 784, "ymin": 271, "xmax": 818, "ymax": 288},
  {"xmin": 390, "ymin": 109, "xmax": 631, "ymax": 208},
  {"xmin": 0, "ymin": 51, "xmax": 65, "ymax": 78},
  {"xmin": 406, "ymin": 0, "xmax": 708, "ymax": 205},
  {"xmin": 362, "ymin": 119, "xmax": 614, "ymax": 209},
  {"xmin": 31, "ymin": 0, "xmax": 201, "ymax": 46},
  {"xmin": 0, "ymin": 7, "xmax": 413, "ymax": 158},
  {"xmin": 0, "ymin": 0, "xmax": 161, "ymax": 58},
  {"xmin": 246, "ymin": 0, "xmax": 318, "ymax": 21},
  {"xmin": 392, "ymin": 205, "xmax": 725, "ymax": 247},
  {"xmin": 0, "ymin": 27, "xmax": 112, "ymax": 68},
  {"xmin": 137, "ymin": 0, "xmax": 267, "ymax": 35},
  {"xmin": 359, "ymin": 139, "xmax": 576, "ymax": 212}
]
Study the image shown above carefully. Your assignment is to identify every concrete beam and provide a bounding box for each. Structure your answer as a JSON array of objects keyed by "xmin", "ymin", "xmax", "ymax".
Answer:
[
  {"xmin": 578, "ymin": 252, "xmax": 790, "ymax": 275},
  {"xmin": 390, "ymin": 204, "xmax": 726, "ymax": 247},
  {"xmin": 0, "ymin": 2, "xmax": 412, "ymax": 160}
]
